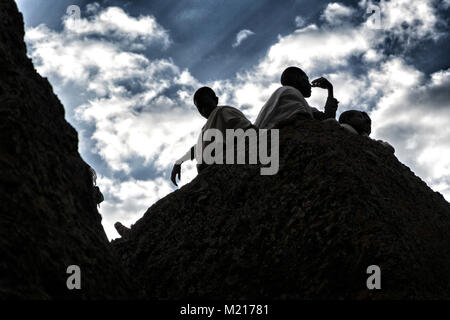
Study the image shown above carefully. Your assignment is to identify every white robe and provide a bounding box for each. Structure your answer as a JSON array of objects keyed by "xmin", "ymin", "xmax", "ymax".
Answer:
[
  {"xmin": 254, "ymin": 86, "xmax": 319, "ymax": 129},
  {"xmin": 177, "ymin": 106, "xmax": 252, "ymax": 164}
]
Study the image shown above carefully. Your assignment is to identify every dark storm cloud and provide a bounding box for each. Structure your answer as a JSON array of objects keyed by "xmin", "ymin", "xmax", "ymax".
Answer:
[{"xmin": 410, "ymin": 81, "xmax": 450, "ymax": 110}]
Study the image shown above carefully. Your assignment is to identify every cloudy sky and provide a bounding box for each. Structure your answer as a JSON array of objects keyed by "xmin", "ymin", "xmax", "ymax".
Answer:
[{"xmin": 15, "ymin": 0, "xmax": 450, "ymax": 239}]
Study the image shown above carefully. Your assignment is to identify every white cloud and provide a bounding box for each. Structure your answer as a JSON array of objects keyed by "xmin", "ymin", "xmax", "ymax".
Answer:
[
  {"xmin": 261, "ymin": 26, "xmax": 370, "ymax": 76},
  {"xmin": 25, "ymin": 0, "xmax": 450, "ymax": 240},
  {"xmin": 295, "ymin": 16, "xmax": 306, "ymax": 28},
  {"xmin": 370, "ymin": 66, "xmax": 450, "ymax": 198},
  {"xmin": 86, "ymin": 2, "xmax": 101, "ymax": 14},
  {"xmin": 25, "ymin": 5, "xmax": 202, "ymax": 173},
  {"xmin": 359, "ymin": 0, "xmax": 440, "ymax": 43},
  {"xmin": 97, "ymin": 175, "xmax": 173, "ymax": 239},
  {"xmin": 216, "ymin": 0, "xmax": 450, "ymax": 202},
  {"xmin": 321, "ymin": 2, "xmax": 356, "ymax": 25},
  {"xmin": 232, "ymin": 29, "xmax": 255, "ymax": 48},
  {"xmin": 63, "ymin": 6, "xmax": 171, "ymax": 49},
  {"xmin": 219, "ymin": 0, "xmax": 445, "ymax": 114},
  {"xmin": 26, "ymin": 4, "xmax": 202, "ymax": 239}
]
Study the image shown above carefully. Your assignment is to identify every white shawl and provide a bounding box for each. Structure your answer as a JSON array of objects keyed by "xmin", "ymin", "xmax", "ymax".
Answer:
[{"xmin": 254, "ymin": 86, "xmax": 319, "ymax": 129}]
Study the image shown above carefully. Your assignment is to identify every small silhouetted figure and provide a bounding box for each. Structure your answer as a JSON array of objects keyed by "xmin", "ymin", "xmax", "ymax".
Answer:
[
  {"xmin": 114, "ymin": 222, "xmax": 130, "ymax": 237},
  {"xmin": 254, "ymin": 66, "xmax": 339, "ymax": 129},
  {"xmin": 89, "ymin": 167, "xmax": 104, "ymax": 208},
  {"xmin": 338, "ymin": 110, "xmax": 395, "ymax": 153},
  {"xmin": 170, "ymin": 87, "xmax": 253, "ymax": 186}
]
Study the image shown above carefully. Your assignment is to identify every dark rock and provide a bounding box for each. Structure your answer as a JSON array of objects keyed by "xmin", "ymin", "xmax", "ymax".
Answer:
[
  {"xmin": 113, "ymin": 117, "xmax": 450, "ymax": 299},
  {"xmin": 0, "ymin": 0, "xmax": 135, "ymax": 299},
  {"xmin": 2, "ymin": 0, "xmax": 450, "ymax": 300}
]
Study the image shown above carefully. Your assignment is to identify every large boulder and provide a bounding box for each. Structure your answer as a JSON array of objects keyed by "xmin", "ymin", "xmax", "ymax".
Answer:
[
  {"xmin": 0, "ymin": 0, "xmax": 134, "ymax": 299},
  {"xmin": 113, "ymin": 117, "xmax": 450, "ymax": 299}
]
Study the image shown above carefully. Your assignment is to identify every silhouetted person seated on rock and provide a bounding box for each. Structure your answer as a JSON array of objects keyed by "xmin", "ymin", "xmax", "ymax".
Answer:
[
  {"xmin": 254, "ymin": 66, "xmax": 339, "ymax": 129},
  {"xmin": 170, "ymin": 87, "xmax": 253, "ymax": 186},
  {"xmin": 338, "ymin": 110, "xmax": 371, "ymax": 136},
  {"xmin": 89, "ymin": 166, "xmax": 104, "ymax": 208},
  {"xmin": 338, "ymin": 110, "xmax": 395, "ymax": 153},
  {"xmin": 114, "ymin": 222, "xmax": 130, "ymax": 237}
]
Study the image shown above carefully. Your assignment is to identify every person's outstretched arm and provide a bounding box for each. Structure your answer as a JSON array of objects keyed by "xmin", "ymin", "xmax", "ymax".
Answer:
[{"xmin": 171, "ymin": 145, "xmax": 195, "ymax": 186}]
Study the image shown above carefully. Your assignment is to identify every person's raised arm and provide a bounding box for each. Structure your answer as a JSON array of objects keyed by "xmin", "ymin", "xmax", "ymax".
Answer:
[{"xmin": 311, "ymin": 77, "xmax": 339, "ymax": 120}]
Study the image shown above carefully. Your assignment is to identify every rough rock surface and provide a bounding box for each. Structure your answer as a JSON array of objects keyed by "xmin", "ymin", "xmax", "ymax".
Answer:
[
  {"xmin": 0, "ymin": 0, "xmax": 134, "ymax": 299},
  {"xmin": 2, "ymin": 0, "xmax": 450, "ymax": 300},
  {"xmin": 113, "ymin": 116, "xmax": 450, "ymax": 299}
]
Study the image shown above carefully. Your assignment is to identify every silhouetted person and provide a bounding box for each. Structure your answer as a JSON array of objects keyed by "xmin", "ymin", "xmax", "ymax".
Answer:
[
  {"xmin": 170, "ymin": 87, "xmax": 253, "ymax": 186},
  {"xmin": 114, "ymin": 222, "xmax": 130, "ymax": 237},
  {"xmin": 338, "ymin": 110, "xmax": 371, "ymax": 136},
  {"xmin": 89, "ymin": 166, "xmax": 104, "ymax": 208},
  {"xmin": 254, "ymin": 66, "xmax": 339, "ymax": 129},
  {"xmin": 338, "ymin": 110, "xmax": 395, "ymax": 153}
]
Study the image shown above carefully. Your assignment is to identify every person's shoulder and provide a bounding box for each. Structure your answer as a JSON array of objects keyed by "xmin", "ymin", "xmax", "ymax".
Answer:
[
  {"xmin": 281, "ymin": 85, "xmax": 301, "ymax": 95},
  {"xmin": 219, "ymin": 105, "xmax": 245, "ymax": 115},
  {"xmin": 264, "ymin": 86, "xmax": 295, "ymax": 98},
  {"xmin": 340, "ymin": 123, "xmax": 359, "ymax": 134},
  {"xmin": 279, "ymin": 86, "xmax": 306, "ymax": 101},
  {"xmin": 220, "ymin": 105, "xmax": 238, "ymax": 110}
]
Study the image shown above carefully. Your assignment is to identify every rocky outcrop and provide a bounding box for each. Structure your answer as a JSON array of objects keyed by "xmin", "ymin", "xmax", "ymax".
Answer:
[
  {"xmin": 113, "ymin": 116, "xmax": 450, "ymax": 299},
  {"xmin": 0, "ymin": 0, "xmax": 134, "ymax": 299},
  {"xmin": 2, "ymin": 0, "xmax": 450, "ymax": 300}
]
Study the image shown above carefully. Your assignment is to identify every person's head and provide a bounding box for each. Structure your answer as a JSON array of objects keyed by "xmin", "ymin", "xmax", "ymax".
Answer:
[
  {"xmin": 280, "ymin": 66, "xmax": 311, "ymax": 98},
  {"xmin": 339, "ymin": 110, "xmax": 372, "ymax": 136},
  {"xmin": 193, "ymin": 87, "xmax": 219, "ymax": 118}
]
